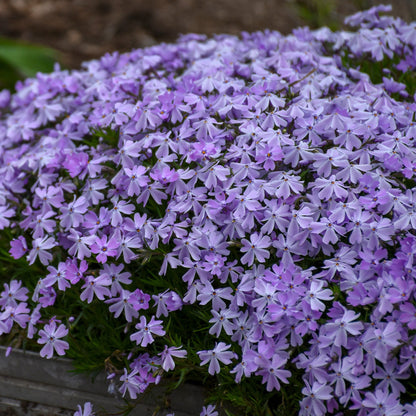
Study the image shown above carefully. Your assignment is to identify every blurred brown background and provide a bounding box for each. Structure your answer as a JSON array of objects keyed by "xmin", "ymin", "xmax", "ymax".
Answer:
[{"xmin": 0, "ymin": 0, "xmax": 415, "ymax": 69}]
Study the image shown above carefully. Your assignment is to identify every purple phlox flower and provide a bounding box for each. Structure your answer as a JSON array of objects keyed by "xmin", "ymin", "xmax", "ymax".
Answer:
[
  {"xmin": 115, "ymin": 138, "xmax": 141, "ymax": 169},
  {"xmin": 109, "ymin": 196, "xmax": 134, "ymax": 227},
  {"xmin": 27, "ymin": 304, "xmax": 41, "ymax": 339},
  {"xmin": 402, "ymin": 157, "xmax": 416, "ymax": 179},
  {"xmin": 310, "ymin": 217, "xmax": 345, "ymax": 245},
  {"xmin": 261, "ymin": 199, "xmax": 290, "ymax": 234},
  {"xmin": 66, "ymin": 259, "xmax": 88, "ymax": 285},
  {"xmin": 366, "ymin": 218, "xmax": 394, "ymax": 250},
  {"xmin": 123, "ymin": 165, "xmax": 148, "ymax": 196},
  {"xmin": 257, "ymin": 353, "xmax": 291, "ymax": 392},
  {"xmin": 197, "ymin": 282, "xmax": 233, "ymax": 311},
  {"xmin": 229, "ymin": 159, "xmax": 262, "ymax": 182},
  {"xmin": 159, "ymin": 345, "xmax": 187, "ymax": 371},
  {"xmin": 119, "ymin": 367, "xmax": 148, "ymax": 399},
  {"xmin": 123, "ymin": 212, "xmax": 156, "ymax": 241},
  {"xmin": 0, "ymin": 204, "xmax": 15, "ymax": 230},
  {"xmin": 193, "ymin": 117, "xmax": 223, "ymax": 140},
  {"xmin": 44, "ymin": 262, "xmax": 71, "ymax": 291},
  {"xmin": 150, "ymin": 166, "xmax": 179, "ymax": 185},
  {"xmin": 313, "ymin": 175, "xmax": 349, "ymax": 201},
  {"xmin": 252, "ymin": 279, "xmax": 278, "ymax": 312},
  {"xmin": 339, "ymin": 373, "xmax": 372, "ymax": 407},
  {"xmin": 241, "ymin": 232, "xmax": 271, "ymax": 266},
  {"xmin": 300, "ymin": 381, "xmax": 333, "ymax": 416},
  {"xmin": 129, "ymin": 289, "xmax": 151, "ymax": 311},
  {"xmin": 362, "ymin": 321, "xmax": 401, "ymax": 363},
  {"xmin": 99, "ymin": 263, "xmax": 132, "ymax": 296},
  {"xmin": 200, "ymin": 404, "xmax": 218, "ymax": 416},
  {"xmin": 271, "ymin": 171, "xmax": 304, "ymax": 199},
  {"xmin": 1, "ymin": 303, "xmax": 30, "ymax": 329},
  {"xmin": 59, "ymin": 196, "xmax": 88, "ymax": 229},
  {"xmin": 116, "ymin": 231, "xmax": 142, "ymax": 263},
  {"xmin": 329, "ymin": 357, "xmax": 357, "ymax": 398},
  {"xmin": 324, "ymin": 309, "xmax": 364, "ymax": 347},
  {"xmin": 74, "ymin": 402, "xmax": 94, "ymax": 416},
  {"xmin": 267, "ymin": 291, "xmax": 299, "ymax": 321},
  {"xmin": 209, "ymin": 308, "xmax": 238, "ymax": 337},
  {"xmin": 130, "ymin": 315, "xmax": 166, "ymax": 347},
  {"xmin": 9, "ymin": 236, "xmax": 28, "ymax": 260},
  {"xmin": 335, "ymin": 159, "xmax": 371, "ymax": 184},
  {"xmin": 82, "ymin": 179, "xmax": 107, "ymax": 204},
  {"xmin": 196, "ymin": 162, "xmax": 229, "ymax": 189},
  {"xmin": 321, "ymin": 246, "xmax": 357, "ymax": 280},
  {"xmin": 362, "ymin": 389, "xmax": 403, "ymax": 416},
  {"xmin": 63, "ymin": 152, "xmax": 89, "ymax": 179},
  {"xmin": 296, "ymin": 353, "xmax": 330, "ymax": 385},
  {"xmin": 333, "ymin": 122, "xmax": 366, "ymax": 150},
  {"xmin": 90, "ymin": 233, "xmax": 120, "ymax": 263},
  {"xmin": 68, "ymin": 229, "xmax": 96, "ymax": 260},
  {"xmin": 159, "ymin": 252, "xmax": 182, "ymax": 276},
  {"xmin": 304, "ymin": 280, "xmax": 333, "ymax": 312},
  {"xmin": 152, "ymin": 291, "xmax": 170, "ymax": 317},
  {"xmin": 32, "ymin": 98, "xmax": 63, "ymax": 126},
  {"xmin": 346, "ymin": 208, "xmax": 372, "ymax": 245},
  {"xmin": 283, "ymin": 140, "xmax": 315, "ymax": 167},
  {"xmin": 164, "ymin": 291, "xmax": 183, "ymax": 313},
  {"xmin": 256, "ymin": 143, "xmax": 283, "ymax": 170},
  {"xmin": 0, "ymin": 280, "xmax": 28, "ymax": 308},
  {"xmin": 136, "ymin": 180, "xmax": 167, "ymax": 206},
  {"xmin": 198, "ymin": 229, "xmax": 230, "ymax": 256},
  {"xmin": 230, "ymin": 348, "xmax": 258, "ymax": 382},
  {"xmin": 172, "ymin": 184, "xmax": 207, "ymax": 216},
  {"xmin": 312, "ymin": 149, "xmax": 345, "ymax": 178},
  {"xmin": 106, "ymin": 289, "xmax": 138, "ymax": 322},
  {"xmin": 37, "ymin": 320, "xmax": 69, "ymax": 359},
  {"xmin": 374, "ymin": 358, "xmax": 408, "ymax": 396},
  {"xmin": 387, "ymin": 275, "xmax": 414, "ymax": 304},
  {"xmin": 27, "ymin": 236, "xmax": 56, "ymax": 265},
  {"xmin": 344, "ymin": 4, "xmax": 391, "ymax": 26},
  {"xmin": 360, "ymin": 189, "xmax": 391, "ymax": 210},
  {"xmin": 134, "ymin": 106, "xmax": 162, "ymax": 132},
  {"xmin": 201, "ymin": 252, "xmax": 226, "ymax": 276},
  {"xmin": 292, "ymin": 301, "xmax": 321, "ymax": 336},
  {"xmin": 220, "ymin": 260, "xmax": 244, "ymax": 284},
  {"xmin": 399, "ymin": 302, "xmax": 416, "ymax": 330},
  {"xmin": 198, "ymin": 342, "xmax": 236, "ymax": 375},
  {"xmin": 80, "ymin": 274, "xmax": 111, "ymax": 303},
  {"xmin": 232, "ymin": 189, "xmax": 263, "ymax": 221},
  {"xmin": 404, "ymin": 402, "xmax": 416, "ymax": 416},
  {"xmin": 286, "ymin": 207, "xmax": 315, "ymax": 241},
  {"xmin": 273, "ymin": 233, "xmax": 307, "ymax": 267},
  {"xmin": 82, "ymin": 207, "xmax": 111, "ymax": 233}
]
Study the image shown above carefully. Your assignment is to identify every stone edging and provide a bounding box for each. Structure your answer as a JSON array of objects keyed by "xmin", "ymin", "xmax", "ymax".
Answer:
[{"xmin": 0, "ymin": 346, "xmax": 205, "ymax": 415}]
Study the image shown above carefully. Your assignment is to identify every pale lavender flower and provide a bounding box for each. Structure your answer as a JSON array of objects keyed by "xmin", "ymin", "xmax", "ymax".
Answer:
[
  {"xmin": 130, "ymin": 316, "xmax": 166, "ymax": 347},
  {"xmin": 198, "ymin": 342, "xmax": 236, "ymax": 375},
  {"xmin": 241, "ymin": 233, "xmax": 271, "ymax": 266},
  {"xmin": 37, "ymin": 321, "xmax": 69, "ymax": 359}
]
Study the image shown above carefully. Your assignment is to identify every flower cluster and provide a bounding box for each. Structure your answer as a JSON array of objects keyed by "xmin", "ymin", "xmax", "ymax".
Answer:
[{"xmin": 1, "ymin": 4, "xmax": 416, "ymax": 415}]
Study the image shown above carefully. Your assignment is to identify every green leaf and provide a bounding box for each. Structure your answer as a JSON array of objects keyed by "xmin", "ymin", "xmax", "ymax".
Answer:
[
  {"xmin": 0, "ymin": 37, "xmax": 58, "ymax": 76},
  {"xmin": 0, "ymin": 37, "xmax": 59, "ymax": 90}
]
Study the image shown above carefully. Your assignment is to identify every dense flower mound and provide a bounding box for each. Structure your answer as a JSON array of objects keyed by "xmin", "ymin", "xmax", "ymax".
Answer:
[{"xmin": 1, "ymin": 4, "xmax": 416, "ymax": 415}]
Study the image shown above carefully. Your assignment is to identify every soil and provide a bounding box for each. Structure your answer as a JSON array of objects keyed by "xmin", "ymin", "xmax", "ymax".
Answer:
[{"xmin": 0, "ymin": 0, "xmax": 415, "ymax": 69}]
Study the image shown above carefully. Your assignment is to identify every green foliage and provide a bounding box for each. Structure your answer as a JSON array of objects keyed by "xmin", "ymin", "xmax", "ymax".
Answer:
[
  {"xmin": 341, "ymin": 52, "xmax": 416, "ymax": 97},
  {"xmin": 294, "ymin": 0, "xmax": 339, "ymax": 30},
  {"xmin": 0, "ymin": 37, "xmax": 58, "ymax": 90}
]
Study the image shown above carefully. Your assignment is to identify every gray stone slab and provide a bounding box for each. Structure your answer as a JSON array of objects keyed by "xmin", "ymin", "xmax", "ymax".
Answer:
[{"xmin": 0, "ymin": 347, "xmax": 205, "ymax": 415}]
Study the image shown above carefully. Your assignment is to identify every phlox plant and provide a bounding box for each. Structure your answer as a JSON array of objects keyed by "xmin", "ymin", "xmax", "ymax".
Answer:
[{"xmin": 1, "ymin": 4, "xmax": 416, "ymax": 416}]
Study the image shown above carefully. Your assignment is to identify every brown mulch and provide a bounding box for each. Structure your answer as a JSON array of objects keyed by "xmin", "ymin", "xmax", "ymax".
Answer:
[{"xmin": 0, "ymin": 0, "xmax": 415, "ymax": 69}]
